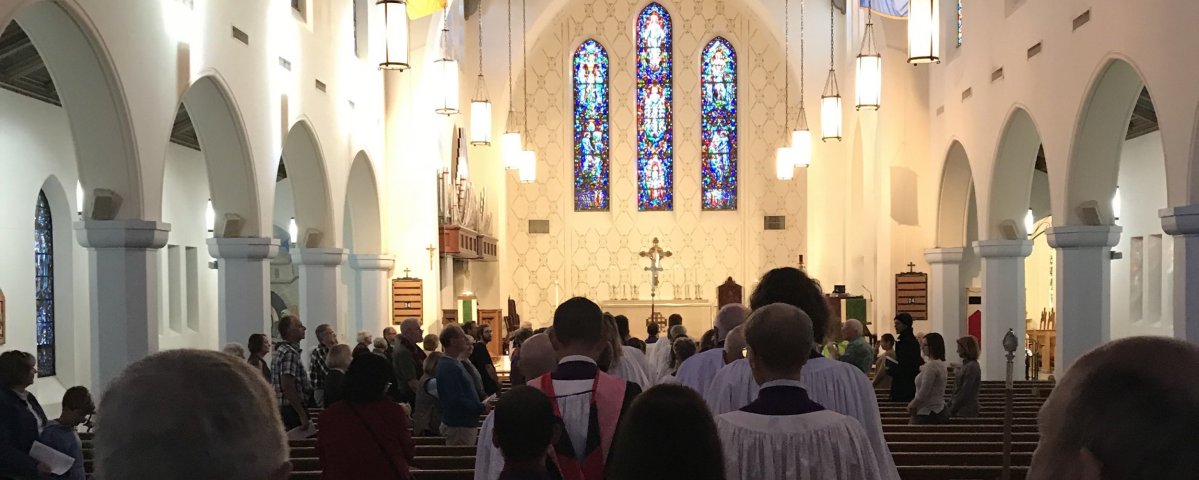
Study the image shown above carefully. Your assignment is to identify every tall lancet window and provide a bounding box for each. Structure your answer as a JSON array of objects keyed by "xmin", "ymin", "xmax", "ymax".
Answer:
[
  {"xmin": 573, "ymin": 39, "xmax": 610, "ymax": 211},
  {"xmin": 636, "ymin": 2, "xmax": 673, "ymax": 211},
  {"xmin": 701, "ymin": 37, "xmax": 738, "ymax": 210},
  {"xmin": 33, "ymin": 190, "xmax": 56, "ymax": 377}
]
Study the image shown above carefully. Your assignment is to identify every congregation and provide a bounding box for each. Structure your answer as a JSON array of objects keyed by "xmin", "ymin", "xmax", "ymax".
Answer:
[{"xmin": 1, "ymin": 267, "xmax": 1197, "ymax": 480}]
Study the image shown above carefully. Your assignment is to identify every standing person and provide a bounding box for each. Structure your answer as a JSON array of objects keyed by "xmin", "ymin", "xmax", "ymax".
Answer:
[
  {"xmin": 323, "ymin": 344, "xmax": 352, "ymax": 408},
  {"xmin": 271, "ymin": 314, "xmax": 312, "ymax": 431},
  {"xmin": 39, "ymin": 386, "xmax": 95, "ymax": 480},
  {"xmin": 677, "ymin": 304, "xmax": 749, "ymax": 395},
  {"xmin": 470, "ymin": 324, "xmax": 502, "ymax": 396},
  {"xmin": 507, "ymin": 328, "xmax": 535, "ymax": 386},
  {"xmin": 309, "ymin": 324, "xmax": 337, "ymax": 406},
  {"xmin": 436, "ymin": 324, "xmax": 488, "ymax": 446},
  {"xmin": 531, "ymin": 297, "xmax": 642, "ymax": 480},
  {"xmin": 613, "ymin": 315, "xmax": 634, "ymax": 347},
  {"xmin": 475, "ymin": 334, "xmax": 559, "ymax": 480},
  {"xmin": 492, "ymin": 386, "xmax": 562, "ymax": 480},
  {"xmin": 423, "ymin": 334, "xmax": 440, "ymax": 357},
  {"xmin": 601, "ymin": 314, "xmax": 653, "ymax": 391},
  {"xmin": 889, "ymin": 313, "xmax": 923, "ymax": 403},
  {"xmin": 0, "ymin": 351, "xmax": 50, "ymax": 478},
  {"xmin": 659, "ymin": 336, "xmax": 697, "ymax": 384},
  {"xmin": 353, "ymin": 331, "xmax": 374, "ymax": 358},
  {"xmin": 606, "ymin": 384, "xmax": 725, "ymax": 480},
  {"xmin": 947, "ymin": 336, "xmax": 981, "ymax": 418},
  {"xmin": 413, "ymin": 352, "xmax": 445, "ymax": 437},
  {"xmin": 837, "ymin": 319, "xmax": 875, "ymax": 375},
  {"xmin": 248, "ymin": 333, "xmax": 272, "ymax": 380},
  {"xmin": 871, "ymin": 334, "xmax": 896, "ymax": 389},
  {"xmin": 317, "ymin": 354, "xmax": 416, "ymax": 480},
  {"xmin": 908, "ymin": 333, "xmax": 949, "ymax": 425},
  {"xmin": 644, "ymin": 322, "xmax": 660, "ymax": 345},
  {"xmin": 393, "ymin": 318, "xmax": 428, "ymax": 406},
  {"xmin": 699, "ymin": 329, "xmax": 718, "ymax": 352},
  {"xmin": 716, "ymin": 304, "xmax": 882, "ymax": 480},
  {"xmin": 382, "ymin": 326, "xmax": 398, "ymax": 359},
  {"xmin": 646, "ymin": 314, "xmax": 684, "ymax": 378}
]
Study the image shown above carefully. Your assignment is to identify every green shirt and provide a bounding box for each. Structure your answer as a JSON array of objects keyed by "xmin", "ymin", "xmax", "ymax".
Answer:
[{"xmin": 840, "ymin": 337, "xmax": 875, "ymax": 375}]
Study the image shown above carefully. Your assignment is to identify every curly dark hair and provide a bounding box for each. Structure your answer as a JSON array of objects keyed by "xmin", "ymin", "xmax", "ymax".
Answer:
[{"xmin": 749, "ymin": 267, "xmax": 831, "ymax": 344}]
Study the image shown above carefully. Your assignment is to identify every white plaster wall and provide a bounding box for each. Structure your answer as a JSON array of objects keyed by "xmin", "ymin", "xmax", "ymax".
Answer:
[
  {"xmin": 1110, "ymin": 132, "xmax": 1173, "ymax": 339},
  {"xmin": 156, "ymin": 144, "xmax": 219, "ymax": 351}
]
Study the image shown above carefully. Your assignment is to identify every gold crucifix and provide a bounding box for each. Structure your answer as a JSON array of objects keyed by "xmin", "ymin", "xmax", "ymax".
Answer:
[
  {"xmin": 639, "ymin": 238, "xmax": 673, "ymax": 298},
  {"xmin": 427, "ymin": 244, "xmax": 437, "ymax": 269}
]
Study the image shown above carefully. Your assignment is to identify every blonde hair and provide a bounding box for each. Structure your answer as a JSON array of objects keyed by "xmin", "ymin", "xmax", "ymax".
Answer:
[
  {"xmin": 95, "ymin": 350, "xmax": 286, "ymax": 480},
  {"xmin": 957, "ymin": 336, "xmax": 980, "ymax": 361},
  {"xmin": 423, "ymin": 351, "xmax": 444, "ymax": 376},
  {"xmin": 327, "ymin": 344, "xmax": 352, "ymax": 370}
]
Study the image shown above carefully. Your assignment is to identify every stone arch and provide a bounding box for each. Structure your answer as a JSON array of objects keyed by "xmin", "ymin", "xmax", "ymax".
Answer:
[
  {"xmin": 1064, "ymin": 58, "xmax": 1160, "ymax": 225},
  {"xmin": 985, "ymin": 107, "xmax": 1046, "ymax": 239},
  {"xmin": 936, "ymin": 140, "xmax": 976, "ymax": 247},
  {"xmin": 280, "ymin": 119, "xmax": 335, "ymax": 247},
  {"xmin": 344, "ymin": 151, "xmax": 384, "ymax": 254},
  {"xmin": 179, "ymin": 74, "xmax": 262, "ymax": 237},
  {"xmin": 13, "ymin": 1, "xmax": 143, "ymax": 219}
]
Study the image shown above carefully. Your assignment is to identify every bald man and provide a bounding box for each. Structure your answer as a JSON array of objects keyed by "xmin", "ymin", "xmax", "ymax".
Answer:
[
  {"xmin": 95, "ymin": 350, "xmax": 290, "ymax": 480},
  {"xmin": 1028, "ymin": 337, "xmax": 1199, "ymax": 480},
  {"xmin": 837, "ymin": 319, "xmax": 874, "ymax": 374},
  {"xmin": 475, "ymin": 333, "xmax": 558, "ymax": 480},
  {"xmin": 724, "ymin": 325, "xmax": 747, "ymax": 362},
  {"xmin": 676, "ymin": 304, "xmax": 750, "ymax": 395}
]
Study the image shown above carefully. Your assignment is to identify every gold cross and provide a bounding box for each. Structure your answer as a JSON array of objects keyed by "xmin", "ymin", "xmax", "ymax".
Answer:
[{"xmin": 427, "ymin": 245, "xmax": 437, "ymax": 270}]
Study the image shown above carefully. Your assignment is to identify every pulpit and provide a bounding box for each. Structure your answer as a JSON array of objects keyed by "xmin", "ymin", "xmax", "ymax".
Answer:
[{"xmin": 716, "ymin": 277, "xmax": 743, "ymax": 307}]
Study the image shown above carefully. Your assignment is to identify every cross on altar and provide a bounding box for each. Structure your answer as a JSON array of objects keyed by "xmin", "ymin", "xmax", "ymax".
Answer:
[
  {"xmin": 639, "ymin": 238, "xmax": 673, "ymax": 299},
  {"xmin": 403, "ymin": 267, "xmax": 412, "ymax": 278},
  {"xmin": 907, "ymin": 262, "xmax": 917, "ymax": 273}
]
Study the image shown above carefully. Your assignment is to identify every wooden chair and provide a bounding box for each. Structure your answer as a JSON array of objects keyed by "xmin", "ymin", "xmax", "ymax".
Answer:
[{"xmin": 716, "ymin": 277, "xmax": 742, "ymax": 308}]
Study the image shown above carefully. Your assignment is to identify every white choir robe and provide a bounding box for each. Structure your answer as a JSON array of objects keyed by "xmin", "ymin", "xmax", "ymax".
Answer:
[
  {"xmin": 646, "ymin": 338, "xmax": 672, "ymax": 379},
  {"xmin": 716, "ymin": 409, "xmax": 883, "ymax": 480},
  {"xmin": 474, "ymin": 412, "xmax": 503, "ymax": 480},
  {"xmin": 676, "ymin": 348, "xmax": 726, "ymax": 395},
  {"xmin": 702, "ymin": 357, "xmax": 900, "ymax": 480},
  {"xmin": 609, "ymin": 346, "xmax": 654, "ymax": 390}
]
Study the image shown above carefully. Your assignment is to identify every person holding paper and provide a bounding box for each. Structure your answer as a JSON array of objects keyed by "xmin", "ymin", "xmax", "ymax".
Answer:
[
  {"xmin": 38, "ymin": 386, "xmax": 95, "ymax": 479},
  {"xmin": 0, "ymin": 350, "xmax": 51, "ymax": 478}
]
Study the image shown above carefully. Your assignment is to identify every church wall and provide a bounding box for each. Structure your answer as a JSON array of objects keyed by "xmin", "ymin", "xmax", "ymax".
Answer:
[
  {"xmin": 156, "ymin": 144, "xmax": 219, "ymax": 352},
  {"xmin": 1110, "ymin": 132, "xmax": 1173, "ymax": 339},
  {"xmin": 502, "ymin": 0, "xmax": 813, "ymax": 328}
]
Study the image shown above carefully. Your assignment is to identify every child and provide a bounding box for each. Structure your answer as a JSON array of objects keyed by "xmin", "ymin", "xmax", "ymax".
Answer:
[
  {"xmin": 39, "ymin": 386, "xmax": 94, "ymax": 480},
  {"xmin": 493, "ymin": 385, "xmax": 562, "ymax": 480}
]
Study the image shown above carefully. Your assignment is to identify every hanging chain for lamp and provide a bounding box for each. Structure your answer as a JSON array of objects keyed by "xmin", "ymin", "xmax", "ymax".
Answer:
[
  {"xmin": 519, "ymin": 0, "xmax": 537, "ymax": 182},
  {"xmin": 502, "ymin": 0, "xmax": 523, "ymax": 169},
  {"xmin": 776, "ymin": 0, "xmax": 794, "ymax": 180},
  {"xmin": 856, "ymin": 0, "xmax": 882, "ymax": 110},
  {"xmin": 793, "ymin": 0, "xmax": 812, "ymax": 167},
  {"xmin": 821, "ymin": 0, "xmax": 842, "ymax": 141},
  {"xmin": 434, "ymin": 11, "xmax": 460, "ymax": 116},
  {"xmin": 470, "ymin": 6, "xmax": 492, "ymax": 146}
]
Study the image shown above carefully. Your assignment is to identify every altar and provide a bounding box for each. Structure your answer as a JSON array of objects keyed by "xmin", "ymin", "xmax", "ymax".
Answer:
[{"xmin": 599, "ymin": 299, "xmax": 716, "ymax": 339}]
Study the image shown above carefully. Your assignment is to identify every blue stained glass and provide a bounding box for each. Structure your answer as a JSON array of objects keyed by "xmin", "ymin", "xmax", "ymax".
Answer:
[
  {"xmin": 636, "ymin": 3, "xmax": 673, "ymax": 211},
  {"xmin": 701, "ymin": 37, "xmax": 738, "ymax": 211},
  {"xmin": 33, "ymin": 190, "xmax": 55, "ymax": 377},
  {"xmin": 574, "ymin": 39, "xmax": 610, "ymax": 211}
]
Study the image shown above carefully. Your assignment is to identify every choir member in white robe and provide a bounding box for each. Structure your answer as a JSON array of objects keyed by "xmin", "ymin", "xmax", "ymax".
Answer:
[
  {"xmin": 716, "ymin": 304, "xmax": 883, "ymax": 480},
  {"xmin": 475, "ymin": 334, "xmax": 558, "ymax": 480},
  {"xmin": 609, "ymin": 345, "xmax": 654, "ymax": 390},
  {"xmin": 647, "ymin": 324, "xmax": 687, "ymax": 379},
  {"xmin": 677, "ymin": 304, "xmax": 749, "ymax": 395}
]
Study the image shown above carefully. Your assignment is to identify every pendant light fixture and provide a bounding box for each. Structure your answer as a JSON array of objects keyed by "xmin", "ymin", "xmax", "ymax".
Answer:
[
  {"xmin": 501, "ymin": 0, "xmax": 522, "ymax": 169},
  {"xmin": 776, "ymin": 0, "xmax": 795, "ymax": 180},
  {"xmin": 470, "ymin": 9, "xmax": 492, "ymax": 145},
  {"xmin": 907, "ymin": 0, "xmax": 940, "ymax": 64},
  {"xmin": 821, "ymin": 3, "xmax": 842, "ymax": 142},
  {"xmin": 855, "ymin": 0, "xmax": 882, "ymax": 110},
  {"xmin": 518, "ymin": 0, "xmax": 537, "ymax": 183},
  {"xmin": 377, "ymin": 0, "xmax": 410, "ymax": 70},
  {"xmin": 792, "ymin": 0, "xmax": 812, "ymax": 167},
  {"xmin": 433, "ymin": 12, "xmax": 460, "ymax": 116}
]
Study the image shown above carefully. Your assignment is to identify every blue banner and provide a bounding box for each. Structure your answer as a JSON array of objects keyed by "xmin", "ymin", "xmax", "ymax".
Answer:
[{"xmin": 862, "ymin": 0, "xmax": 909, "ymax": 18}]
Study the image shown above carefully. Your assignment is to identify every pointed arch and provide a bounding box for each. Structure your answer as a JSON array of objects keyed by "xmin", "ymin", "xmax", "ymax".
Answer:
[
  {"xmin": 937, "ymin": 141, "xmax": 977, "ymax": 247},
  {"xmin": 985, "ymin": 107, "xmax": 1046, "ymax": 239},
  {"xmin": 636, "ymin": 2, "xmax": 673, "ymax": 211},
  {"xmin": 345, "ymin": 151, "xmax": 383, "ymax": 253},
  {"xmin": 701, "ymin": 36, "xmax": 738, "ymax": 211},
  {"xmin": 573, "ymin": 39, "xmax": 610, "ymax": 211},
  {"xmin": 280, "ymin": 119, "xmax": 335, "ymax": 247}
]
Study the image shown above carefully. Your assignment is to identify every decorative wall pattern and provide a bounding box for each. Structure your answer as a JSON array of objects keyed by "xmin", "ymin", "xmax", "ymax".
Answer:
[{"xmin": 507, "ymin": 0, "xmax": 807, "ymax": 326}]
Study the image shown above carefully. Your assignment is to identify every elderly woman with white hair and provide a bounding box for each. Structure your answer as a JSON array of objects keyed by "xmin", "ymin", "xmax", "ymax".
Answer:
[
  {"xmin": 353, "ymin": 330, "xmax": 373, "ymax": 357},
  {"xmin": 94, "ymin": 350, "xmax": 290, "ymax": 480}
]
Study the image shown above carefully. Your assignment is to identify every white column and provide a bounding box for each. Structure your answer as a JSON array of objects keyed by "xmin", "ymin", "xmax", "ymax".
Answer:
[
  {"xmin": 1047, "ymin": 225, "xmax": 1121, "ymax": 376},
  {"xmin": 292, "ymin": 248, "xmax": 347, "ymax": 347},
  {"xmin": 925, "ymin": 247, "xmax": 966, "ymax": 347},
  {"xmin": 348, "ymin": 254, "xmax": 395, "ymax": 336},
  {"xmin": 207, "ymin": 237, "xmax": 280, "ymax": 347},
  {"xmin": 75, "ymin": 220, "xmax": 170, "ymax": 391},
  {"xmin": 974, "ymin": 240, "xmax": 1032, "ymax": 381},
  {"xmin": 1161, "ymin": 204, "xmax": 1199, "ymax": 341}
]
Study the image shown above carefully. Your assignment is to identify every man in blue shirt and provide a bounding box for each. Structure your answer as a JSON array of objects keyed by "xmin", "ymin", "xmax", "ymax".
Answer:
[
  {"xmin": 39, "ymin": 386, "xmax": 95, "ymax": 480},
  {"xmin": 437, "ymin": 323, "xmax": 489, "ymax": 446}
]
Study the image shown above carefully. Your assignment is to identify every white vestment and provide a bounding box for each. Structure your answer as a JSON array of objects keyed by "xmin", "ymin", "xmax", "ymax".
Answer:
[
  {"xmin": 646, "ymin": 339, "xmax": 673, "ymax": 378},
  {"xmin": 702, "ymin": 357, "xmax": 899, "ymax": 480},
  {"xmin": 716, "ymin": 409, "xmax": 883, "ymax": 480},
  {"xmin": 676, "ymin": 348, "xmax": 726, "ymax": 395},
  {"xmin": 609, "ymin": 346, "xmax": 654, "ymax": 390},
  {"xmin": 474, "ymin": 412, "xmax": 502, "ymax": 480}
]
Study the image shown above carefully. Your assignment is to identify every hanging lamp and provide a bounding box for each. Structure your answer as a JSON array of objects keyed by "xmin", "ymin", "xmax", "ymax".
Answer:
[
  {"xmin": 821, "ymin": 3, "xmax": 842, "ymax": 141},
  {"xmin": 518, "ymin": 0, "xmax": 537, "ymax": 183},
  {"xmin": 377, "ymin": 0, "xmax": 410, "ymax": 70},
  {"xmin": 907, "ymin": 0, "xmax": 940, "ymax": 64},
  {"xmin": 501, "ymin": 0, "xmax": 522, "ymax": 169},
  {"xmin": 470, "ymin": 9, "xmax": 492, "ymax": 145},
  {"xmin": 856, "ymin": 0, "xmax": 882, "ymax": 110},
  {"xmin": 433, "ymin": 13, "xmax": 460, "ymax": 115},
  {"xmin": 792, "ymin": 0, "xmax": 812, "ymax": 167},
  {"xmin": 776, "ymin": 0, "xmax": 795, "ymax": 180}
]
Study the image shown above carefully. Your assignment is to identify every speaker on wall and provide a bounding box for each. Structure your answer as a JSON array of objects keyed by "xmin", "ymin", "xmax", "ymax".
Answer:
[
  {"xmin": 998, "ymin": 220, "xmax": 1020, "ymax": 241},
  {"xmin": 88, "ymin": 188, "xmax": 122, "ymax": 220},
  {"xmin": 220, "ymin": 214, "xmax": 245, "ymax": 238},
  {"xmin": 1075, "ymin": 200, "xmax": 1108, "ymax": 226},
  {"xmin": 303, "ymin": 229, "xmax": 323, "ymax": 248}
]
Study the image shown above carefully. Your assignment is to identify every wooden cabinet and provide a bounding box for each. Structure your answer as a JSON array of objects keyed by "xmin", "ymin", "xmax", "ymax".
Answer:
[
  {"xmin": 895, "ymin": 272, "xmax": 929, "ymax": 321},
  {"xmin": 391, "ymin": 278, "xmax": 423, "ymax": 325}
]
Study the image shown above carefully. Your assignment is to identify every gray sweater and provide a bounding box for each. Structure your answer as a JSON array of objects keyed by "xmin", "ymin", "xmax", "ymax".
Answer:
[
  {"xmin": 911, "ymin": 359, "xmax": 948, "ymax": 415},
  {"xmin": 948, "ymin": 360, "xmax": 981, "ymax": 417}
]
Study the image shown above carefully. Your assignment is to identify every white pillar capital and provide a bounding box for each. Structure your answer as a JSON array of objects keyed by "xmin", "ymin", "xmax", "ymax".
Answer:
[
  {"xmin": 1160, "ymin": 204, "xmax": 1199, "ymax": 235},
  {"xmin": 1047, "ymin": 225, "xmax": 1121, "ymax": 249},
  {"xmin": 349, "ymin": 253, "xmax": 396, "ymax": 271},
  {"xmin": 207, "ymin": 236, "xmax": 280, "ymax": 260},
  {"xmin": 974, "ymin": 239, "xmax": 1032, "ymax": 258},
  {"xmin": 74, "ymin": 219, "xmax": 171, "ymax": 249},
  {"xmin": 925, "ymin": 247, "xmax": 965, "ymax": 264},
  {"xmin": 291, "ymin": 247, "xmax": 347, "ymax": 266}
]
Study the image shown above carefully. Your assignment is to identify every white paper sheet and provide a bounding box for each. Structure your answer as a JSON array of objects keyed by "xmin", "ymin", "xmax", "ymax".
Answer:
[
  {"xmin": 30, "ymin": 441, "xmax": 74, "ymax": 476},
  {"xmin": 286, "ymin": 424, "xmax": 318, "ymax": 440}
]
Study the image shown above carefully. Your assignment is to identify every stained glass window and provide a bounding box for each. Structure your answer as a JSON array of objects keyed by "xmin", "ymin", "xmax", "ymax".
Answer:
[
  {"xmin": 636, "ymin": 3, "xmax": 673, "ymax": 211},
  {"xmin": 34, "ymin": 190, "xmax": 55, "ymax": 377},
  {"xmin": 573, "ymin": 40, "xmax": 610, "ymax": 211},
  {"xmin": 701, "ymin": 37, "xmax": 738, "ymax": 210},
  {"xmin": 956, "ymin": 0, "xmax": 963, "ymax": 48}
]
